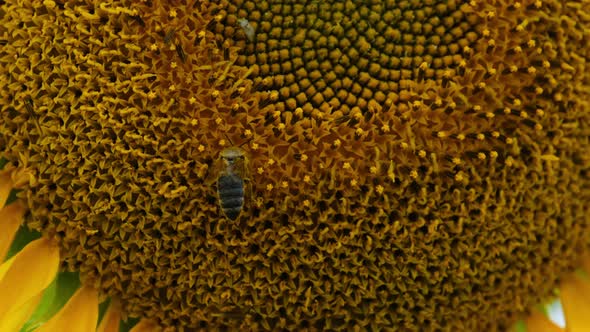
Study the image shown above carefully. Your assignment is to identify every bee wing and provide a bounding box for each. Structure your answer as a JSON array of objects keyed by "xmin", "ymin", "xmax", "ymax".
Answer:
[
  {"xmin": 233, "ymin": 157, "xmax": 249, "ymax": 179},
  {"xmin": 235, "ymin": 157, "xmax": 253, "ymax": 206},
  {"xmin": 204, "ymin": 158, "xmax": 223, "ymax": 187}
]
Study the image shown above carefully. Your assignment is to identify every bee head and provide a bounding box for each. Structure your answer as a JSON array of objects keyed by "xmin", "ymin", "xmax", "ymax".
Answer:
[{"xmin": 220, "ymin": 146, "xmax": 246, "ymax": 165}]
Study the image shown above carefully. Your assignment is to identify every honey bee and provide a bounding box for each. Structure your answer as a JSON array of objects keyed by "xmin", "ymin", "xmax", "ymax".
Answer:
[
  {"xmin": 216, "ymin": 145, "xmax": 250, "ymax": 220},
  {"xmin": 237, "ymin": 18, "xmax": 255, "ymax": 42},
  {"xmin": 163, "ymin": 29, "xmax": 176, "ymax": 45},
  {"xmin": 175, "ymin": 44, "xmax": 186, "ymax": 63}
]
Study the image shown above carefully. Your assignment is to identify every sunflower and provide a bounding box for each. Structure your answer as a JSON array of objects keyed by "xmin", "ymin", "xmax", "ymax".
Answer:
[{"xmin": 1, "ymin": 0, "xmax": 589, "ymax": 331}]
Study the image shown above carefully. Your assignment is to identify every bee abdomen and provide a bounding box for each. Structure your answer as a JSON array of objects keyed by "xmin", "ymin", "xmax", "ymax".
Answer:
[{"xmin": 217, "ymin": 174, "xmax": 245, "ymax": 220}]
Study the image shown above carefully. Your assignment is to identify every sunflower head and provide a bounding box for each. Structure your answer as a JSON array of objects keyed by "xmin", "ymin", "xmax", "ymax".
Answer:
[{"xmin": 1, "ymin": 0, "xmax": 589, "ymax": 330}]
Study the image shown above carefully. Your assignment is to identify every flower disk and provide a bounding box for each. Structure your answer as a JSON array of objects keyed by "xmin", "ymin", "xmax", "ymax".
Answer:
[{"xmin": 1, "ymin": 0, "xmax": 590, "ymax": 331}]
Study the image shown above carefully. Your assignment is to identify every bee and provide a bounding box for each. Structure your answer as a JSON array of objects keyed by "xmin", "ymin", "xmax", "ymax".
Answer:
[
  {"xmin": 175, "ymin": 44, "xmax": 186, "ymax": 63},
  {"xmin": 216, "ymin": 145, "xmax": 250, "ymax": 220},
  {"xmin": 237, "ymin": 18, "xmax": 255, "ymax": 42},
  {"xmin": 24, "ymin": 96, "xmax": 34, "ymax": 113},
  {"xmin": 163, "ymin": 28, "xmax": 176, "ymax": 45},
  {"xmin": 24, "ymin": 96, "xmax": 41, "ymax": 133}
]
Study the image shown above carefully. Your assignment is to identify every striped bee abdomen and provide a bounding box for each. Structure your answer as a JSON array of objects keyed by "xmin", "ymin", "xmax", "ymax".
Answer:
[{"xmin": 217, "ymin": 174, "xmax": 245, "ymax": 220}]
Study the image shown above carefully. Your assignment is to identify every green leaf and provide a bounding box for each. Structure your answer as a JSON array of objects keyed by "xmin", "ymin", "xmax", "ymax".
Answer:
[
  {"xmin": 19, "ymin": 277, "xmax": 58, "ymax": 332},
  {"xmin": 4, "ymin": 188, "xmax": 20, "ymax": 207},
  {"xmin": 120, "ymin": 317, "xmax": 140, "ymax": 332},
  {"xmin": 4, "ymin": 225, "xmax": 41, "ymax": 261},
  {"xmin": 19, "ymin": 272, "xmax": 81, "ymax": 332},
  {"xmin": 51, "ymin": 272, "xmax": 81, "ymax": 311},
  {"xmin": 512, "ymin": 320, "xmax": 527, "ymax": 332},
  {"xmin": 97, "ymin": 298, "xmax": 111, "ymax": 328}
]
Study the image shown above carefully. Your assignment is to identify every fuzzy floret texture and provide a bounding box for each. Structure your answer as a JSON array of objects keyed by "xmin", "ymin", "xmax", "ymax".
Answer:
[{"xmin": 0, "ymin": 0, "xmax": 589, "ymax": 330}]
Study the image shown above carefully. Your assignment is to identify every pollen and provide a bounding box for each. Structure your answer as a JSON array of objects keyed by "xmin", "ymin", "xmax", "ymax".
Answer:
[
  {"xmin": 527, "ymin": 39, "xmax": 536, "ymax": 48},
  {"xmin": 375, "ymin": 185, "xmax": 384, "ymax": 194}
]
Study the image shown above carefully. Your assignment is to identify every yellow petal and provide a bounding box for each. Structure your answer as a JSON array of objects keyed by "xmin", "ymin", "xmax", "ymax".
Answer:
[
  {"xmin": 0, "ymin": 237, "xmax": 59, "ymax": 321},
  {"xmin": 97, "ymin": 299, "xmax": 121, "ymax": 332},
  {"xmin": 0, "ymin": 255, "xmax": 15, "ymax": 281},
  {"xmin": 0, "ymin": 202, "xmax": 25, "ymax": 260},
  {"xmin": 560, "ymin": 274, "xmax": 590, "ymax": 332},
  {"xmin": 0, "ymin": 171, "xmax": 11, "ymax": 208},
  {"xmin": 36, "ymin": 285, "xmax": 99, "ymax": 332},
  {"xmin": 130, "ymin": 319, "xmax": 163, "ymax": 332},
  {"xmin": 0, "ymin": 293, "xmax": 43, "ymax": 332},
  {"xmin": 526, "ymin": 310, "xmax": 565, "ymax": 332}
]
